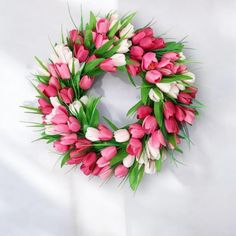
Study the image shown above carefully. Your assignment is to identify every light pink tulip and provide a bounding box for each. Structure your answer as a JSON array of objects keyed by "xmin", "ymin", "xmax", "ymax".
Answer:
[
  {"xmin": 53, "ymin": 140, "xmax": 69, "ymax": 153},
  {"xmin": 164, "ymin": 118, "xmax": 179, "ymax": 134},
  {"xmin": 100, "ymin": 58, "xmax": 117, "ymax": 72},
  {"xmin": 98, "ymin": 124, "xmax": 113, "ymax": 141},
  {"xmin": 48, "ymin": 64, "xmax": 58, "ymax": 77},
  {"xmin": 126, "ymin": 59, "xmax": 140, "ymax": 77},
  {"xmin": 96, "ymin": 18, "xmax": 110, "ymax": 34},
  {"xmin": 137, "ymin": 105, "xmax": 153, "ymax": 119},
  {"xmin": 114, "ymin": 164, "xmax": 128, "ymax": 178},
  {"xmin": 141, "ymin": 52, "xmax": 158, "ymax": 71},
  {"xmin": 142, "ymin": 115, "xmax": 158, "ymax": 134},
  {"xmin": 95, "ymin": 33, "xmax": 109, "ymax": 49},
  {"xmin": 126, "ymin": 138, "xmax": 142, "ymax": 156},
  {"xmin": 55, "ymin": 63, "xmax": 71, "ymax": 79},
  {"xmin": 99, "ymin": 165, "xmax": 112, "ymax": 180},
  {"xmin": 79, "ymin": 75, "xmax": 95, "ymax": 90},
  {"xmin": 67, "ymin": 116, "xmax": 81, "ymax": 132},
  {"xmin": 164, "ymin": 101, "xmax": 176, "ymax": 119},
  {"xmin": 145, "ymin": 70, "xmax": 162, "ymax": 84},
  {"xmin": 69, "ymin": 29, "xmax": 84, "ymax": 44},
  {"xmin": 49, "ymin": 76, "xmax": 61, "ymax": 90},
  {"xmin": 149, "ymin": 130, "xmax": 166, "ymax": 149},
  {"xmin": 129, "ymin": 123, "xmax": 145, "ymax": 139},
  {"xmin": 101, "ymin": 146, "xmax": 117, "ymax": 161},
  {"xmin": 162, "ymin": 52, "xmax": 180, "ymax": 62},
  {"xmin": 74, "ymin": 45, "xmax": 89, "ymax": 62},
  {"xmin": 87, "ymin": 54, "xmax": 97, "ymax": 63},
  {"xmin": 54, "ymin": 124, "xmax": 70, "ymax": 134},
  {"xmin": 97, "ymin": 157, "xmax": 109, "ymax": 168},
  {"xmin": 60, "ymin": 133, "xmax": 77, "ymax": 145},
  {"xmin": 184, "ymin": 108, "xmax": 195, "ymax": 125},
  {"xmin": 60, "ymin": 88, "xmax": 74, "ymax": 104},
  {"xmin": 130, "ymin": 46, "xmax": 144, "ymax": 60},
  {"xmin": 51, "ymin": 106, "xmax": 69, "ymax": 124}
]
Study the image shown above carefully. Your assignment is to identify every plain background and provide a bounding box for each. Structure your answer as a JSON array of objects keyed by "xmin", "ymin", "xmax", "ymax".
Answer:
[{"xmin": 0, "ymin": 0, "xmax": 236, "ymax": 235}]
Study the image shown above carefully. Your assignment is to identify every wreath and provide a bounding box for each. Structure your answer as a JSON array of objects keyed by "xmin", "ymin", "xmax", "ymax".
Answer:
[{"xmin": 23, "ymin": 11, "xmax": 202, "ymax": 191}]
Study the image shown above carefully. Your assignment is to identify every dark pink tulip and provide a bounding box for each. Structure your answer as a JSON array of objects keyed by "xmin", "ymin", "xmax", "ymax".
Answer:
[
  {"xmin": 176, "ymin": 64, "xmax": 187, "ymax": 74},
  {"xmin": 55, "ymin": 63, "xmax": 71, "ymax": 79},
  {"xmin": 175, "ymin": 105, "xmax": 185, "ymax": 122},
  {"xmin": 75, "ymin": 138, "xmax": 92, "ymax": 152},
  {"xmin": 141, "ymin": 52, "xmax": 158, "ymax": 71},
  {"xmin": 49, "ymin": 76, "xmax": 61, "ymax": 90},
  {"xmin": 74, "ymin": 45, "xmax": 89, "ymax": 62},
  {"xmin": 178, "ymin": 92, "xmax": 192, "ymax": 104},
  {"xmin": 164, "ymin": 117, "xmax": 179, "ymax": 134},
  {"xmin": 92, "ymin": 165, "xmax": 102, "ymax": 176},
  {"xmin": 69, "ymin": 29, "xmax": 84, "ymax": 44},
  {"xmin": 98, "ymin": 124, "xmax": 113, "ymax": 141},
  {"xmin": 142, "ymin": 115, "xmax": 158, "ymax": 134},
  {"xmin": 87, "ymin": 54, "xmax": 97, "ymax": 63},
  {"xmin": 60, "ymin": 88, "xmax": 74, "ymax": 104},
  {"xmin": 38, "ymin": 98, "xmax": 53, "ymax": 115},
  {"xmin": 100, "ymin": 58, "xmax": 117, "ymax": 72},
  {"xmin": 145, "ymin": 70, "xmax": 162, "ymax": 84},
  {"xmin": 132, "ymin": 27, "xmax": 154, "ymax": 45},
  {"xmin": 80, "ymin": 164, "xmax": 93, "ymax": 175},
  {"xmin": 126, "ymin": 138, "xmax": 142, "ymax": 156},
  {"xmin": 130, "ymin": 46, "xmax": 144, "ymax": 60},
  {"xmin": 51, "ymin": 106, "xmax": 69, "ymax": 124},
  {"xmin": 187, "ymin": 86, "xmax": 198, "ymax": 98},
  {"xmin": 114, "ymin": 164, "xmax": 128, "ymax": 178},
  {"xmin": 79, "ymin": 75, "xmax": 95, "ymax": 90},
  {"xmin": 96, "ymin": 18, "xmax": 110, "ymax": 34},
  {"xmin": 82, "ymin": 152, "xmax": 97, "ymax": 167},
  {"xmin": 164, "ymin": 101, "xmax": 176, "ymax": 119},
  {"xmin": 129, "ymin": 123, "xmax": 145, "ymax": 139},
  {"xmin": 60, "ymin": 133, "xmax": 78, "ymax": 145},
  {"xmin": 137, "ymin": 105, "xmax": 153, "ymax": 119},
  {"xmin": 68, "ymin": 116, "xmax": 81, "ymax": 132},
  {"xmin": 53, "ymin": 140, "xmax": 69, "ymax": 153},
  {"xmin": 44, "ymin": 85, "xmax": 57, "ymax": 97},
  {"xmin": 126, "ymin": 59, "xmax": 140, "ymax": 77},
  {"xmin": 139, "ymin": 37, "xmax": 165, "ymax": 50}
]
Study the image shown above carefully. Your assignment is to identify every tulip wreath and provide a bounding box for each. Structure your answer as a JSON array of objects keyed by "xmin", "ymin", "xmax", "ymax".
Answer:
[{"xmin": 23, "ymin": 11, "xmax": 202, "ymax": 190}]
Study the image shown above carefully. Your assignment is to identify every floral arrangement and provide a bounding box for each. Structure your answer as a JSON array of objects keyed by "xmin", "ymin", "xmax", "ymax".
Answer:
[{"xmin": 23, "ymin": 11, "xmax": 202, "ymax": 190}]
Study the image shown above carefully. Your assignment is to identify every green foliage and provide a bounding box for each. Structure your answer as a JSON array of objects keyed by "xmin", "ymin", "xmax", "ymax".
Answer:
[
  {"xmin": 110, "ymin": 149, "xmax": 128, "ymax": 168},
  {"xmin": 83, "ymin": 58, "xmax": 105, "ymax": 74},
  {"xmin": 160, "ymin": 74, "xmax": 192, "ymax": 83},
  {"xmin": 61, "ymin": 150, "xmax": 71, "ymax": 167},
  {"xmin": 154, "ymin": 100, "xmax": 164, "ymax": 128},
  {"xmin": 86, "ymin": 96, "xmax": 101, "ymax": 127},
  {"xmin": 126, "ymin": 100, "xmax": 143, "ymax": 117},
  {"xmin": 108, "ymin": 20, "xmax": 120, "ymax": 38},
  {"xmin": 103, "ymin": 116, "xmax": 119, "ymax": 131},
  {"xmin": 129, "ymin": 161, "xmax": 144, "ymax": 191},
  {"xmin": 94, "ymin": 38, "xmax": 115, "ymax": 55},
  {"xmin": 89, "ymin": 11, "xmax": 96, "ymax": 30},
  {"xmin": 155, "ymin": 41, "xmax": 184, "ymax": 58},
  {"xmin": 141, "ymin": 81, "xmax": 150, "ymax": 104},
  {"xmin": 84, "ymin": 24, "xmax": 93, "ymax": 49},
  {"xmin": 120, "ymin": 12, "xmax": 136, "ymax": 29}
]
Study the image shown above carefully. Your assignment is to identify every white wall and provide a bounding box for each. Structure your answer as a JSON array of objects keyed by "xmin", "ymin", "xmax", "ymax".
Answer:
[{"xmin": 0, "ymin": 0, "xmax": 236, "ymax": 235}]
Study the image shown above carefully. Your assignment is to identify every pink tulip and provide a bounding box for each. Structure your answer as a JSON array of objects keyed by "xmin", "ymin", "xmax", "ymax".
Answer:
[
  {"xmin": 164, "ymin": 101, "xmax": 176, "ymax": 119},
  {"xmin": 129, "ymin": 123, "xmax": 145, "ymax": 139},
  {"xmin": 126, "ymin": 138, "xmax": 142, "ymax": 156},
  {"xmin": 100, "ymin": 58, "xmax": 117, "ymax": 72},
  {"xmin": 162, "ymin": 52, "xmax": 180, "ymax": 62},
  {"xmin": 130, "ymin": 46, "xmax": 144, "ymax": 60},
  {"xmin": 97, "ymin": 157, "xmax": 109, "ymax": 168},
  {"xmin": 80, "ymin": 164, "xmax": 93, "ymax": 175},
  {"xmin": 55, "ymin": 63, "xmax": 71, "ymax": 79},
  {"xmin": 48, "ymin": 64, "xmax": 58, "ymax": 77},
  {"xmin": 183, "ymin": 108, "xmax": 195, "ymax": 125},
  {"xmin": 69, "ymin": 29, "xmax": 84, "ymax": 44},
  {"xmin": 92, "ymin": 165, "xmax": 102, "ymax": 176},
  {"xmin": 137, "ymin": 105, "xmax": 153, "ymax": 119},
  {"xmin": 187, "ymin": 86, "xmax": 198, "ymax": 98},
  {"xmin": 139, "ymin": 37, "xmax": 165, "ymax": 50},
  {"xmin": 114, "ymin": 164, "xmax": 128, "ymax": 178},
  {"xmin": 54, "ymin": 124, "xmax": 70, "ymax": 134},
  {"xmin": 145, "ymin": 70, "xmax": 162, "ymax": 84},
  {"xmin": 79, "ymin": 75, "xmax": 95, "ymax": 90},
  {"xmin": 101, "ymin": 146, "xmax": 117, "ymax": 161},
  {"xmin": 164, "ymin": 118, "xmax": 179, "ymax": 134},
  {"xmin": 149, "ymin": 130, "xmax": 166, "ymax": 149},
  {"xmin": 60, "ymin": 133, "xmax": 77, "ymax": 145},
  {"xmin": 51, "ymin": 106, "xmax": 69, "ymax": 124},
  {"xmin": 44, "ymin": 85, "xmax": 57, "ymax": 97},
  {"xmin": 175, "ymin": 105, "xmax": 185, "ymax": 122},
  {"xmin": 87, "ymin": 54, "xmax": 97, "ymax": 63},
  {"xmin": 75, "ymin": 138, "xmax": 92, "ymax": 152},
  {"xmin": 82, "ymin": 152, "xmax": 97, "ymax": 167},
  {"xmin": 126, "ymin": 59, "xmax": 140, "ymax": 77},
  {"xmin": 178, "ymin": 92, "xmax": 193, "ymax": 104},
  {"xmin": 49, "ymin": 76, "xmax": 61, "ymax": 90},
  {"xmin": 141, "ymin": 52, "xmax": 158, "ymax": 71},
  {"xmin": 67, "ymin": 151, "xmax": 84, "ymax": 165},
  {"xmin": 38, "ymin": 98, "xmax": 53, "ymax": 115},
  {"xmin": 142, "ymin": 115, "xmax": 158, "ymax": 134},
  {"xmin": 67, "ymin": 116, "xmax": 81, "ymax": 132},
  {"xmin": 94, "ymin": 33, "xmax": 109, "ymax": 49},
  {"xmin": 60, "ymin": 88, "xmax": 74, "ymax": 104},
  {"xmin": 176, "ymin": 64, "xmax": 187, "ymax": 74},
  {"xmin": 74, "ymin": 45, "xmax": 89, "ymax": 62},
  {"xmin": 53, "ymin": 140, "xmax": 69, "ymax": 153},
  {"xmin": 132, "ymin": 27, "xmax": 154, "ymax": 45},
  {"xmin": 169, "ymin": 135, "xmax": 181, "ymax": 150},
  {"xmin": 98, "ymin": 124, "xmax": 113, "ymax": 141},
  {"xmin": 99, "ymin": 165, "xmax": 112, "ymax": 180},
  {"xmin": 96, "ymin": 18, "xmax": 110, "ymax": 34}
]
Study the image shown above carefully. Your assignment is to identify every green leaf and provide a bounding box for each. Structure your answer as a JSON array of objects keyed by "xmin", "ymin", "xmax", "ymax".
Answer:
[
  {"xmin": 61, "ymin": 151, "xmax": 71, "ymax": 167},
  {"xmin": 86, "ymin": 96, "xmax": 101, "ymax": 127},
  {"xmin": 34, "ymin": 56, "xmax": 48, "ymax": 71},
  {"xmin": 154, "ymin": 100, "xmax": 163, "ymax": 128},
  {"xmin": 155, "ymin": 41, "xmax": 184, "ymax": 58},
  {"xmin": 126, "ymin": 100, "xmax": 143, "ymax": 117},
  {"xmin": 120, "ymin": 12, "xmax": 136, "ymax": 29},
  {"xmin": 87, "ymin": 67, "xmax": 104, "ymax": 77},
  {"xmin": 79, "ymin": 5, "xmax": 84, "ymax": 33},
  {"xmin": 84, "ymin": 24, "xmax": 93, "ymax": 49},
  {"xmin": 35, "ymin": 75, "xmax": 50, "ymax": 84},
  {"xmin": 155, "ymin": 158, "xmax": 162, "ymax": 172},
  {"xmin": 110, "ymin": 149, "xmax": 128, "ymax": 168},
  {"xmin": 153, "ymin": 87, "xmax": 164, "ymax": 100},
  {"xmin": 168, "ymin": 135, "xmax": 183, "ymax": 153},
  {"xmin": 141, "ymin": 81, "xmax": 150, "ymax": 104},
  {"xmin": 94, "ymin": 38, "xmax": 115, "ymax": 55},
  {"xmin": 160, "ymin": 74, "xmax": 192, "ymax": 83},
  {"xmin": 108, "ymin": 20, "xmax": 120, "ymax": 38},
  {"xmin": 103, "ymin": 44, "xmax": 121, "ymax": 58},
  {"xmin": 129, "ymin": 161, "xmax": 144, "ymax": 191},
  {"xmin": 103, "ymin": 116, "xmax": 119, "ymax": 131},
  {"xmin": 83, "ymin": 58, "xmax": 105, "ymax": 74},
  {"xmin": 89, "ymin": 11, "xmax": 96, "ymax": 30}
]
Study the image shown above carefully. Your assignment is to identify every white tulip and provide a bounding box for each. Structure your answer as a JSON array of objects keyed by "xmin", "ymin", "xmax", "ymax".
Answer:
[
  {"xmin": 147, "ymin": 140, "xmax": 161, "ymax": 160},
  {"xmin": 179, "ymin": 52, "xmax": 186, "ymax": 60},
  {"xmin": 85, "ymin": 127, "xmax": 100, "ymax": 142},
  {"xmin": 117, "ymin": 39, "xmax": 132, "ymax": 53},
  {"xmin": 168, "ymin": 83, "xmax": 180, "ymax": 99},
  {"xmin": 183, "ymin": 71, "xmax": 196, "ymax": 84},
  {"xmin": 51, "ymin": 44, "xmax": 73, "ymax": 64},
  {"xmin": 111, "ymin": 53, "xmax": 126, "ymax": 66},
  {"xmin": 149, "ymin": 88, "xmax": 161, "ymax": 102},
  {"xmin": 119, "ymin": 23, "xmax": 134, "ymax": 39},
  {"xmin": 109, "ymin": 13, "xmax": 120, "ymax": 29},
  {"xmin": 80, "ymin": 95, "xmax": 89, "ymax": 105},
  {"xmin": 50, "ymin": 97, "xmax": 61, "ymax": 108},
  {"xmin": 114, "ymin": 129, "xmax": 130, "ymax": 143},
  {"xmin": 144, "ymin": 160, "xmax": 156, "ymax": 174},
  {"xmin": 69, "ymin": 58, "xmax": 80, "ymax": 74},
  {"xmin": 177, "ymin": 83, "xmax": 185, "ymax": 91},
  {"xmin": 123, "ymin": 155, "xmax": 135, "ymax": 168},
  {"xmin": 156, "ymin": 82, "xmax": 172, "ymax": 93},
  {"xmin": 69, "ymin": 100, "xmax": 82, "ymax": 116},
  {"xmin": 137, "ymin": 150, "xmax": 148, "ymax": 165}
]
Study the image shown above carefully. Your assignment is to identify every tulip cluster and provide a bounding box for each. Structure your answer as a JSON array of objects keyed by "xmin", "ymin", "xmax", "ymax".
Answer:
[{"xmin": 25, "ymin": 10, "xmax": 202, "ymax": 191}]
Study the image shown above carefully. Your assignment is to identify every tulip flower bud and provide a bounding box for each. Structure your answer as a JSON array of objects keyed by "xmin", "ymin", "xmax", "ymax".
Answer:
[{"xmin": 114, "ymin": 129, "xmax": 130, "ymax": 142}]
